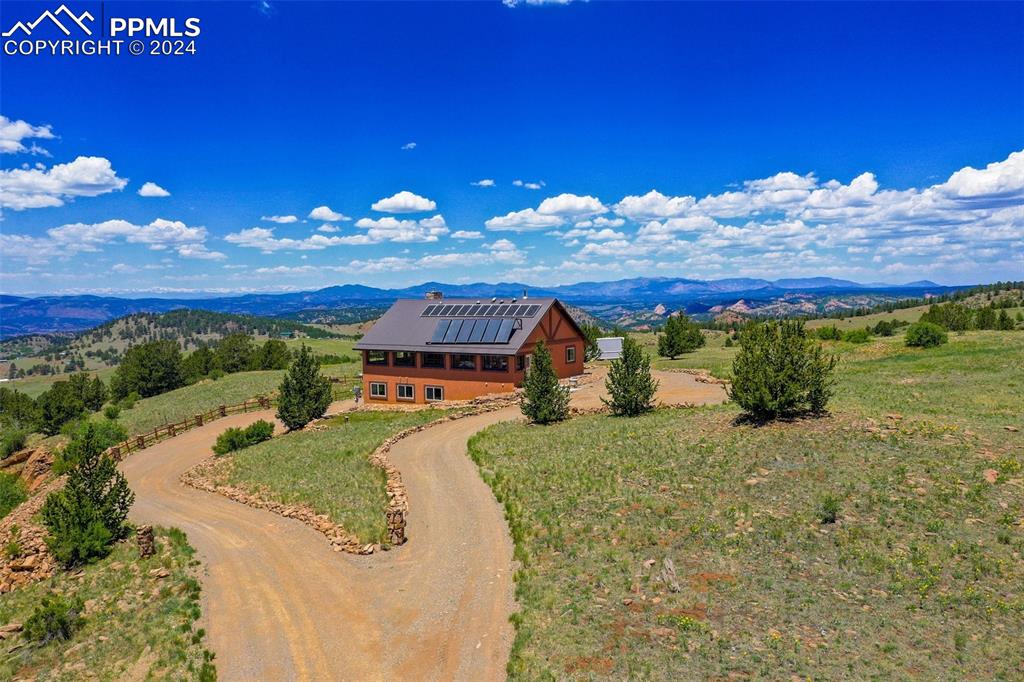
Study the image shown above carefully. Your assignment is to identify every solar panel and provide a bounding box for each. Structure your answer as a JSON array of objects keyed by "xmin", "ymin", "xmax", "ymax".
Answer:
[
  {"xmin": 480, "ymin": 319, "xmax": 501, "ymax": 343},
  {"xmin": 496, "ymin": 318, "xmax": 515, "ymax": 343},
  {"xmin": 442, "ymin": 319, "xmax": 464, "ymax": 343},
  {"xmin": 430, "ymin": 320, "xmax": 451, "ymax": 343},
  {"xmin": 456, "ymin": 319, "xmax": 475, "ymax": 343},
  {"xmin": 422, "ymin": 305, "xmax": 438, "ymax": 317},
  {"xmin": 523, "ymin": 304, "xmax": 541, "ymax": 317},
  {"xmin": 468, "ymin": 319, "xmax": 487, "ymax": 343},
  {"xmin": 493, "ymin": 305, "xmax": 509, "ymax": 316},
  {"xmin": 437, "ymin": 304, "xmax": 454, "ymax": 316}
]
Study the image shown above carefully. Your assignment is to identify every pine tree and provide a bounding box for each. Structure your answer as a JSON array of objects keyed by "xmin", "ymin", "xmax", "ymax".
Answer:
[
  {"xmin": 657, "ymin": 313, "xmax": 705, "ymax": 359},
  {"xmin": 579, "ymin": 323, "xmax": 603, "ymax": 362},
  {"xmin": 276, "ymin": 344, "xmax": 331, "ymax": 431},
  {"xmin": 520, "ymin": 340, "xmax": 569, "ymax": 424},
  {"xmin": 41, "ymin": 422, "xmax": 134, "ymax": 567},
  {"xmin": 602, "ymin": 336, "xmax": 658, "ymax": 416}
]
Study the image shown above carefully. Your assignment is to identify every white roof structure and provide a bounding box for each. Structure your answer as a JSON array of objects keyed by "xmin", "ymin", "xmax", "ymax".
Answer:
[{"xmin": 597, "ymin": 336, "xmax": 623, "ymax": 360}]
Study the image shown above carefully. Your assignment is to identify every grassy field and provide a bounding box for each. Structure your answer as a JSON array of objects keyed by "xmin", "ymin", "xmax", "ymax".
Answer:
[
  {"xmin": 469, "ymin": 331, "xmax": 1024, "ymax": 679},
  {"xmin": 109, "ymin": 370, "xmax": 289, "ymax": 436},
  {"xmin": 0, "ymin": 527, "xmax": 214, "ymax": 681},
  {"xmin": 802, "ymin": 304, "xmax": 929, "ymax": 330},
  {"xmin": 106, "ymin": 365, "xmax": 356, "ymax": 436},
  {"xmin": 6, "ymin": 367, "xmax": 116, "ymax": 400},
  {"xmin": 218, "ymin": 410, "xmax": 444, "ymax": 544},
  {"xmin": 282, "ymin": 336, "xmax": 359, "ymax": 360}
]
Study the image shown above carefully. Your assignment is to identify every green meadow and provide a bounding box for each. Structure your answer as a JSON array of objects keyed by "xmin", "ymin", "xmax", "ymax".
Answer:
[{"xmin": 469, "ymin": 331, "xmax": 1023, "ymax": 679}]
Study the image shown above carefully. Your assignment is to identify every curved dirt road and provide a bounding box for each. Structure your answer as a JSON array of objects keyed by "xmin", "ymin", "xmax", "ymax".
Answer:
[{"xmin": 121, "ymin": 405, "xmax": 519, "ymax": 681}]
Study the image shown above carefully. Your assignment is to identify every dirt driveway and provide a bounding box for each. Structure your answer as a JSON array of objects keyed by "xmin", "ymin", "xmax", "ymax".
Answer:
[
  {"xmin": 569, "ymin": 366, "xmax": 728, "ymax": 410},
  {"xmin": 121, "ymin": 404, "xmax": 518, "ymax": 681},
  {"xmin": 120, "ymin": 370, "xmax": 724, "ymax": 680}
]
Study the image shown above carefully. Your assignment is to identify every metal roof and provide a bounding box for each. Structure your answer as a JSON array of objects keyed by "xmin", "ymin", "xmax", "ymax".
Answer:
[
  {"xmin": 354, "ymin": 297, "xmax": 566, "ymax": 355},
  {"xmin": 597, "ymin": 336, "xmax": 623, "ymax": 360}
]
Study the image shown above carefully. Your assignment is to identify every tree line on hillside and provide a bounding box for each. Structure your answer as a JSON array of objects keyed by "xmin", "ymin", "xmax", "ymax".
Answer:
[
  {"xmin": 0, "ymin": 334, "xmax": 299, "ymax": 443},
  {"xmin": 1, "ymin": 309, "xmax": 345, "ymax": 379},
  {"xmin": 799, "ymin": 281, "xmax": 1024, "ymax": 325}
]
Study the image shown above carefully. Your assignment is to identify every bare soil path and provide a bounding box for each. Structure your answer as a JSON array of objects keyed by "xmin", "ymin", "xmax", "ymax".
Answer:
[
  {"xmin": 569, "ymin": 366, "xmax": 728, "ymax": 410},
  {"xmin": 121, "ymin": 404, "xmax": 518, "ymax": 681}
]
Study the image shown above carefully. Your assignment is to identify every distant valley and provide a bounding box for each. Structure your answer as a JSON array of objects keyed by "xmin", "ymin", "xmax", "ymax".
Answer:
[{"xmin": 0, "ymin": 276, "xmax": 960, "ymax": 338}]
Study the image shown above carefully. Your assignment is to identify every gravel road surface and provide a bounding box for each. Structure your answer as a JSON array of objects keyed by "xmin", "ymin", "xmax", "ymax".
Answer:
[{"xmin": 121, "ymin": 405, "xmax": 518, "ymax": 681}]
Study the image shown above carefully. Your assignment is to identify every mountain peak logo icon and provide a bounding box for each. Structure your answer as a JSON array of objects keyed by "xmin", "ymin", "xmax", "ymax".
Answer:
[{"xmin": 2, "ymin": 4, "xmax": 95, "ymax": 37}]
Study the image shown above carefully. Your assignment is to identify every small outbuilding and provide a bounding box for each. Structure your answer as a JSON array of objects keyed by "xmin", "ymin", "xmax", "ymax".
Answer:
[{"xmin": 596, "ymin": 336, "xmax": 624, "ymax": 361}]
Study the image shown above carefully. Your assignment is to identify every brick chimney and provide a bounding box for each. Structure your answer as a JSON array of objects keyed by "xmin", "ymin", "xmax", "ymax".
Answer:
[{"xmin": 425, "ymin": 290, "xmax": 443, "ymax": 300}]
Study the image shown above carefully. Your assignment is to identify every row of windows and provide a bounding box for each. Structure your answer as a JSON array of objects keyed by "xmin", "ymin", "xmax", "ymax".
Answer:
[
  {"xmin": 368, "ymin": 381, "xmax": 444, "ymax": 402},
  {"xmin": 365, "ymin": 347, "xmax": 577, "ymax": 369}
]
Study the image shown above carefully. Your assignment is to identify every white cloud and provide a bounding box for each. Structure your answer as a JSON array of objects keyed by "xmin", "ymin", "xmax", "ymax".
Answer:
[
  {"xmin": 138, "ymin": 181, "xmax": 170, "ymax": 197},
  {"xmin": 111, "ymin": 263, "xmax": 138, "ymax": 274},
  {"xmin": 503, "ymin": 0, "xmax": 575, "ymax": 7},
  {"xmin": 2, "ymin": 217, "xmax": 214, "ymax": 264},
  {"xmin": 177, "ymin": 244, "xmax": 227, "ymax": 260},
  {"xmin": 226, "ymin": 226, "xmax": 370, "ymax": 251},
  {"xmin": 451, "ymin": 230, "xmax": 484, "ymax": 239},
  {"xmin": 353, "ymin": 214, "xmax": 449, "ymax": 242},
  {"xmin": 371, "ymin": 190, "xmax": 437, "ymax": 213},
  {"xmin": 0, "ymin": 115, "xmax": 55, "ymax": 156},
  {"xmin": 317, "ymin": 224, "xmax": 340, "ymax": 233},
  {"xmin": 561, "ymin": 227, "xmax": 626, "ymax": 241},
  {"xmin": 614, "ymin": 190, "xmax": 696, "ymax": 221},
  {"xmin": 47, "ymin": 218, "xmax": 207, "ymax": 250},
  {"xmin": 513, "ymin": 179, "xmax": 545, "ymax": 190},
  {"xmin": 0, "ymin": 156, "xmax": 128, "ymax": 210},
  {"xmin": 261, "ymin": 214, "xmax": 298, "ymax": 223},
  {"xmin": 574, "ymin": 216, "xmax": 625, "ymax": 229},
  {"xmin": 401, "ymin": 142, "xmax": 417, "ymax": 150},
  {"xmin": 308, "ymin": 205, "xmax": 350, "ymax": 221},
  {"xmin": 471, "ymin": 179, "xmax": 495, "ymax": 187},
  {"xmin": 486, "ymin": 238, "xmax": 527, "ymax": 264},
  {"xmin": 744, "ymin": 171, "xmax": 817, "ymax": 192},
  {"xmin": 536, "ymin": 192, "xmax": 606, "ymax": 217},
  {"xmin": 936, "ymin": 150, "xmax": 1024, "ymax": 203},
  {"xmin": 485, "ymin": 208, "xmax": 566, "ymax": 232}
]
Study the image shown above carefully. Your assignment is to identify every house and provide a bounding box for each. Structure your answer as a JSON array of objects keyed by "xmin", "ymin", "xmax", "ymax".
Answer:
[
  {"xmin": 596, "ymin": 336, "xmax": 624, "ymax": 360},
  {"xmin": 354, "ymin": 295, "xmax": 585, "ymax": 403}
]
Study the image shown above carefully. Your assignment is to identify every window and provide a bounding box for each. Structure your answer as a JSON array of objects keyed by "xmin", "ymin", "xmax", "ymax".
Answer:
[
  {"xmin": 421, "ymin": 352, "xmax": 445, "ymax": 369},
  {"xmin": 369, "ymin": 382, "xmax": 387, "ymax": 399},
  {"xmin": 367, "ymin": 350, "xmax": 388, "ymax": 366},
  {"xmin": 516, "ymin": 355, "xmax": 525, "ymax": 372},
  {"xmin": 482, "ymin": 355, "xmax": 509, "ymax": 372},
  {"xmin": 425, "ymin": 385, "xmax": 444, "ymax": 402},
  {"xmin": 566, "ymin": 345, "xmax": 577, "ymax": 363},
  {"xmin": 453, "ymin": 354, "xmax": 476, "ymax": 370},
  {"xmin": 397, "ymin": 384, "xmax": 415, "ymax": 401},
  {"xmin": 393, "ymin": 351, "xmax": 416, "ymax": 367}
]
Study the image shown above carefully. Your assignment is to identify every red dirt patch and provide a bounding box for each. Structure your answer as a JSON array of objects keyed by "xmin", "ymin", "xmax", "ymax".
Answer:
[
  {"xmin": 565, "ymin": 656, "xmax": 615, "ymax": 674},
  {"xmin": 689, "ymin": 572, "xmax": 736, "ymax": 593}
]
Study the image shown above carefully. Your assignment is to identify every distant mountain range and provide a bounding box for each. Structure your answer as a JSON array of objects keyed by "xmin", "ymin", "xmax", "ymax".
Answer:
[{"xmin": 0, "ymin": 277, "xmax": 955, "ymax": 337}]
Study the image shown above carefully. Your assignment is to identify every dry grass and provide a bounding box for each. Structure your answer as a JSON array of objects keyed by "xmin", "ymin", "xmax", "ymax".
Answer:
[
  {"xmin": 217, "ymin": 410, "xmax": 445, "ymax": 544},
  {"xmin": 0, "ymin": 527, "xmax": 214, "ymax": 681},
  {"xmin": 469, "ymin": 331, "xmax": 1024, "ymax": 679}
]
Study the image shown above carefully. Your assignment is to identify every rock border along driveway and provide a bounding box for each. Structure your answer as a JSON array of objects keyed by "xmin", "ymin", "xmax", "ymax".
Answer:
[{"xmin": 121, "ymin": 403, "xmax": 520, "ymax": 680}]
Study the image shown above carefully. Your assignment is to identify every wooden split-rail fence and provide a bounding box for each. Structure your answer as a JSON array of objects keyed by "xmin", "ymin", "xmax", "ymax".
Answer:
[{"xmin": 107, "ymin": 396, "xmax": 272, "ymax": 460}]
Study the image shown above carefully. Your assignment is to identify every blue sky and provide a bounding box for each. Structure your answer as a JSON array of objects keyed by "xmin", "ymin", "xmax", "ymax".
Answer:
[{"xmin": 1, "ymin": 0, "xmax": 1022, "ymax": 296}]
